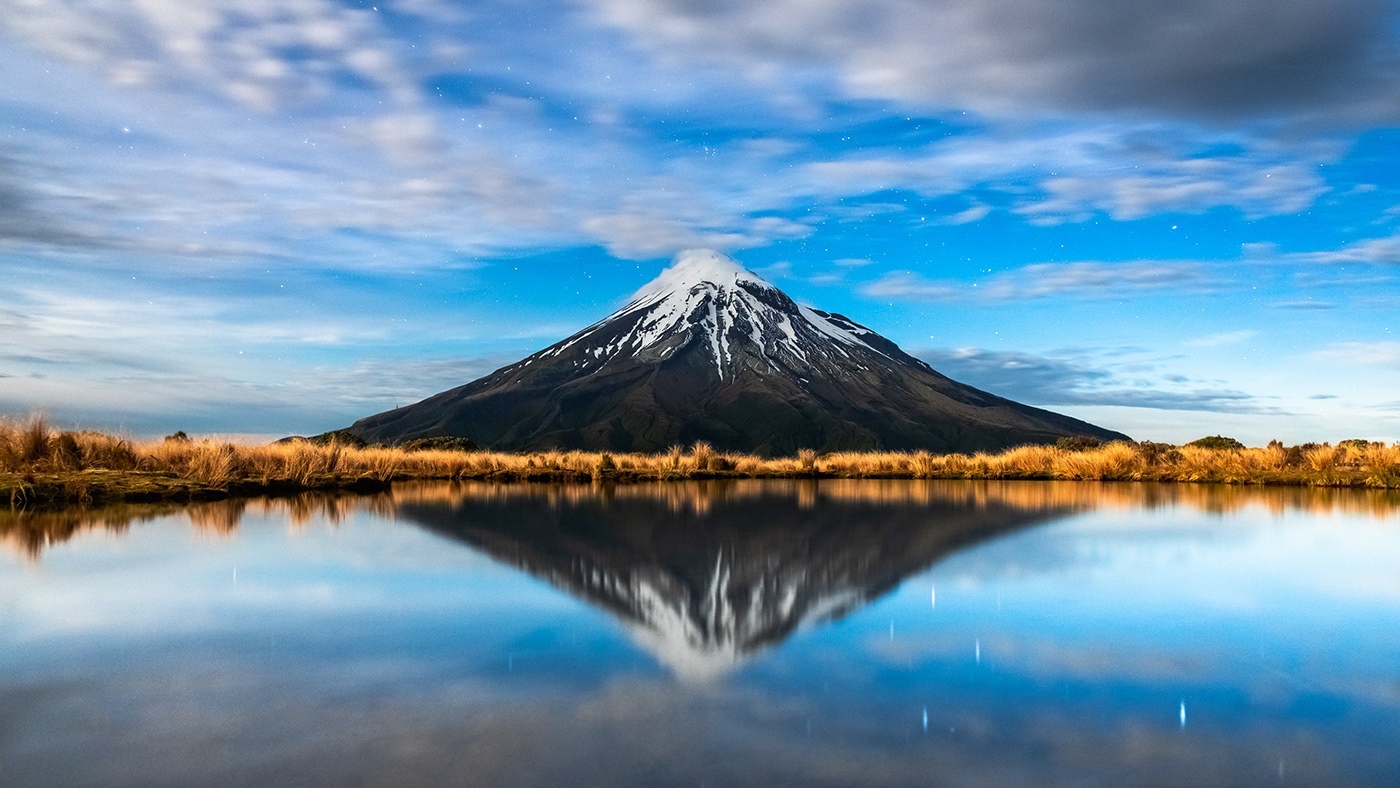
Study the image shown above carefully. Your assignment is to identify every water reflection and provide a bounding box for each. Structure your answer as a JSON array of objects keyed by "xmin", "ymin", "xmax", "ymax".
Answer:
[
  {"xmin": 3, "ymin": 481, "xmax": 1400, "ymax": 786},
  {"xmin": 393, "ymin": 481, "xmax": 1067, "ymax": 679}
]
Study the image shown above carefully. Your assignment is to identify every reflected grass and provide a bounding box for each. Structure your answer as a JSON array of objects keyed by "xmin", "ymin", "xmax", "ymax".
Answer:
[{"xmin": 6, "ymin": 478, "xmax": 1400, "ymax": 561}]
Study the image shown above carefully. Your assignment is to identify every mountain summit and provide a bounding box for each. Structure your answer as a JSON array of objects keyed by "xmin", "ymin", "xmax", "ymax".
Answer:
[{"xmin": 348, "ymin": 250, "xmax": 1126, "ymax": 453}]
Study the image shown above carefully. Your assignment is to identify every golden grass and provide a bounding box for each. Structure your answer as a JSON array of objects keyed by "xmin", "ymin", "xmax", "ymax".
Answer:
[{"xmin": 3, "ymin": 414, "xmax": 1400, "ymax": 509}]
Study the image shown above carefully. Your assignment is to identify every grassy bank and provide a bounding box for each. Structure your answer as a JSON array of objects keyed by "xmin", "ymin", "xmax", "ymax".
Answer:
[{"xmin": 3, "ymin": 417, "xmax": 1399, "ymax": 508}]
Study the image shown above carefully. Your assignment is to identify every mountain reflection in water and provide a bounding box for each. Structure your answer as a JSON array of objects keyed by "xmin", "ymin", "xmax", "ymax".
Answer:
[
  {"xmin": 4, "ymin": 480, "xmax": 1400, "ymax": 787},
  {"xmin": 393, "ymin": 481, "xmax": 1069, "ymax": 680}
]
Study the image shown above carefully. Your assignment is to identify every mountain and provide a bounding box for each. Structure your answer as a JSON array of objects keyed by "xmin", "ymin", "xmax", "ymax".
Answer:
[
  {"xmin": 394, "ymin": 480, "xmax": 1069, "ymax": 680},
  {"xmin": 347, "ymin": 250, "xmax": 1127, "ymax": 453}
]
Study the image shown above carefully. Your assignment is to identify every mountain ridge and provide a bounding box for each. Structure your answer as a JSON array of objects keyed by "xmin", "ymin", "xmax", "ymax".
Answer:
[{"xmin": 347, "ymin": 250, "xmax": 1128, "ymax": 453}]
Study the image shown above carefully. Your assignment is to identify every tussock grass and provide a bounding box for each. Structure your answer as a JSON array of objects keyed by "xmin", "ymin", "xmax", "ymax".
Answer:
[{"xmin": 3, "ymin": 414, "xmax": 1399, "ymax": 509}]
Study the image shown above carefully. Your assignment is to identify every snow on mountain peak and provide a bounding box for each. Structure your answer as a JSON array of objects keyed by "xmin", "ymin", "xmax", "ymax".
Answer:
[
  {"xmin": 541, "ymin": 248, "xmax": 896, "ymax": 379},
  {"xmin": 631, "ymin": 248, "xmax": 774, "ymax": 302}
]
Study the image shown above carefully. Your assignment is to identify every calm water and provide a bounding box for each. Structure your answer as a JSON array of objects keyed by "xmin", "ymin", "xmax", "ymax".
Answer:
[{"xmin": 3, "ymin": 480, "xmax": 1400, "ymax": 786}]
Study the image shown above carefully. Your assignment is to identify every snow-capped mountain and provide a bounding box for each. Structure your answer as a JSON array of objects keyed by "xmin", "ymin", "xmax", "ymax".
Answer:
[{"xmin": 348, "ymin": 249, "xmax": 1125, "ymax": 452}]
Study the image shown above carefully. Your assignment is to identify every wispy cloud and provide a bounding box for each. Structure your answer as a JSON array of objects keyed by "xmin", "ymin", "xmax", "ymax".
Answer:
[
  {"xmin": 940, "ymin": 204, "xmax": 992, "ymax": 225},
  {"xmin": 1019, "ymin": 161, "xmax": 1327, "ymax": 224},
  {"xmin": 1185, "ymin": 330, "xmax": 1259, "ymax": 348},
  {"xmin": 1314, "ymin": 342, "xmax": 1400, "ymax": 367},
  {"xmin": 581, "ymin": 211, "xmax": 808, "ymax": 261},
  {"xmin": 918, "ymin": 347, "xmax": 1275, "ymax": 414},
  {"xmin": 862, "ymin": 261, "xmax": 1209, "ymax": 303},
  {"xmin": 802, "ymin": 130, "xmax": 1335, "ymax": 224},
  {"xmin": 1276, "ymin": 233, "xmax": 1400, "ymax": 265}
]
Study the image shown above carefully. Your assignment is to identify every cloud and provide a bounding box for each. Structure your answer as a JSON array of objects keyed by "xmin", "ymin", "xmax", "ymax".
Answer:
[
  {"xmin": 0, "ymin": 5, "xmax": 607, "ymax": 267},
  {"xmin": 1185, "ymin": 330, "xmax": 1259, "ymax": 348},
  {"xmin": 589, "ymin": 0, "xmax": 1400, "ymax": 122},
  {"xmin": 917, "ymin": 347, "xmax": 1274, "ymax": 414},
  {"xmin": 0, "ymin": 353, "xmax": 517, "ymax": 436},
  {"xmin": 0, "ymin": 155, "xmax": 113, "ymax": 249},
  {"xmin": 581, "ymin": 211, "xmax": 809, "ymax": 260},
  {"xmin": 0, "ymin": 0, "xmax": 441, "ymax": 111},
  {"xmin": 860, "ymin": 272, "xmax": 958, "ymax": 301},
  {"xmin": 1270, "ymin": 299, "xmax": 1337, "ymax": 310},
  {"xmin": 939, "ymin": 204, "xmax": 991, "ymax": 225},
  {"xmin": 0, "ymin": 269, "xmax": 555, "ymax": 433},
  {"xmin": 1019, "ymin": 161, "xmax": 1327, "ymax": 224},
  {"xmin": 0, "ymin": 0, "xmax": 1358, "ymax": 272},
  {"xmin": 581, "ymin": 213, "xmax": 761, "ymax": 260},
  {"xmin": 862, "ymin": 261, "xmax": 1209, "ymax": 303},
  {"xmin": 1283, "ymin": 233, "xmax": 1400, "ymax": 265},
  {"xmin": 802, "ymin": 130, "xmax": 1335, "ymax": 223},
  {"xmin": 1314, "ymin": 341, "xmax": 1400, "ymax": 367}
]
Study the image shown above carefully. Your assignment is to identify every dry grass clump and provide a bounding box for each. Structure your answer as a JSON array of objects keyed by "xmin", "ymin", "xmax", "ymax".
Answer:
[{"xmin": 0, "ymin": 417, "xmax": 140, "ymax": 473}]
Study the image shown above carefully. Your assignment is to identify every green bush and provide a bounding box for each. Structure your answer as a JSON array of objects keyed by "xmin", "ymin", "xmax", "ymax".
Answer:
[
  {"xmin": 1055, "ymin": 436, "xmax": 1103, "ymax": 452},
  {"xmin": 400, "ymin": 436, "xmax": 480, "ymax": 453},
  {"xmin": 310, "ymin": 429, "xmax": 368, "ymax": 449},
  {"xmin": 1134, "ymin": 441, "xmax": 1181, "ymax": 465},
  {"xmin": 1187, "ymin": 435, "xmax": 1245, "ymax": 451}
]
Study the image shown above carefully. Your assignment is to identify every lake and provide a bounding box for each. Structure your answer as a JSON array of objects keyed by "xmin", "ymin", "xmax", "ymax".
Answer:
[{"xmin": 3, "ymin": 480, "xmax": 1400, "ymax": 786}]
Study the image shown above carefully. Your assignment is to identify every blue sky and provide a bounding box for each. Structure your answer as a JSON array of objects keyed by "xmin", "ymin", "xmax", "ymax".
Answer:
[{"xmin": 1, "ymin": 0, "xmax": 1399, "ymax": 443}]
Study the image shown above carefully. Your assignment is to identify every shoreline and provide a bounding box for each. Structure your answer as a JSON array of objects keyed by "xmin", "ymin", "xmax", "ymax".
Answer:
[{"xmin": 5, "ymin": 459, "xmax": 1398, "ymax": 511}]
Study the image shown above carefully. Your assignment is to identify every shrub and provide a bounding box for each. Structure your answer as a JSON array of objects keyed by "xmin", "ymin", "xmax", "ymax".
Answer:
[
  {"xmin": 1284, "ymin": 442, "xmax": 1317, "ymax": 468},
  {"xmin": 164, "ymin": 431, "xmax": 191, "ymax": 443},
  {"xmin": 1187, "ymin": 435, "xmax": 1245, "ymax": 451},
  {"xmin": 1134, "ymin": 441, "xmax": 1181, "ymax": 466},
  {"xmin": 400, "ymin": 436, "xmax": 479, "ymax": 453},
  {"xmin": 1055, "ymin": 436, "xmax": 1103, "ymax": 452},
  {"xmin": 310, "ymin": 429, "xmax": 367, "ymax": 449}
]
